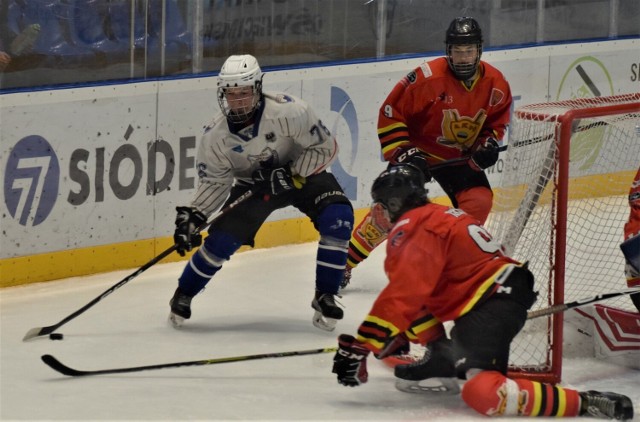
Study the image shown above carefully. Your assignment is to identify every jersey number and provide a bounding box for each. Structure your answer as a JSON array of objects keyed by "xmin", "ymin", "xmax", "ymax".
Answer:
[{"xmin": 467, "ymin": 224, "xmax": 503, "ymax": 254}]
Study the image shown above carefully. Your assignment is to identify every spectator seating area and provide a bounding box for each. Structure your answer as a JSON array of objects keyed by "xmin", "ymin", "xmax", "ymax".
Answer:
[{"xmin": 2, "ymin": 0, "xmax": 192, "ymax": 77}]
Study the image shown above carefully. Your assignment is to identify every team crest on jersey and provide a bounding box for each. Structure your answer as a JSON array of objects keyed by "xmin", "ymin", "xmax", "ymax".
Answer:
[
  {"xmin": 359, "ymin": 223, "xmax": 386, "ymax": 248},
  {"xmin": 389, "ymin": 229, "xmax": 405, "ymax": 248},
  {"xmin": 265, "ymin": 132, "xmax": 276, "ymax": 142},
  {"xmin": 275, "ymin": 94, "xmax": 294, "ymax": 103},
  {"xmin": 406, "ymin": 71, "xmax": 417, "ymax": 84},
  {"xmin": 249, "ymin": 148, "xmax": 279, "ymax": 168},
  {"xmin": 490, "ymin": 88, "xmax": 506, "ymax": 106},
  {"xmin": 439, "ymin": 109, "xmax": 488, "ymax": 150}
]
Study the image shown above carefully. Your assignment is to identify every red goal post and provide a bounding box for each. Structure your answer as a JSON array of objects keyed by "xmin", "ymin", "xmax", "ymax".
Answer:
[{"xmin": 485, "ymin": 93, "xmax": 640, "ymax": 383}]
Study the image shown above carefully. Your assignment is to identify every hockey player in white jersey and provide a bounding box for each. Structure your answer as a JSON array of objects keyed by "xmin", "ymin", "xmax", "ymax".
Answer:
[{"xmin": 169, "ymin": 54, "xmax": 354, "ymax": 331}]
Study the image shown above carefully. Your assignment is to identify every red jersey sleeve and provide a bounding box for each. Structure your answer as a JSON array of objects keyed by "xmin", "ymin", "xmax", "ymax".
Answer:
[
  {"xmin": 377, "ymin": 71, "xmax": 416, "ymax": 160},
  {"xmin": 475, "ymin": 62, "xmax": 512, "ymax": 143}
]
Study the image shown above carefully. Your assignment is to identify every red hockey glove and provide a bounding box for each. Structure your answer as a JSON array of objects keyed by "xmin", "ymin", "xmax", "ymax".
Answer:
[
  {"xmin": 332, "ymin": 334, "xmax": 370, "ymax": 387},
  {"xmin": 469, "ymin": 137, "xmax": 500, "ymax": 171},
  {"xmin": 377, "ymin": 332, "xmax": 410, "ymax": 359}
]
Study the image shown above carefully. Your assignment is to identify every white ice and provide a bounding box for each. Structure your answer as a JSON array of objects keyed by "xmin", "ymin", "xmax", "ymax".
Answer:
[{"xmin": 1, "ymin": 242, "xmax": 639, "ymax": 421}]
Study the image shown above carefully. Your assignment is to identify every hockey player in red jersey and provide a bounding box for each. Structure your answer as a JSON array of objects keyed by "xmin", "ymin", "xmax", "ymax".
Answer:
[
  {"xmin": 342, "ymin": 16, "xmax": 512, "ymax": 289},
  {"xmin": 622, "ymin": 166, "xmax": 640, "ymax": 312},
  {"xmin": 332, "ymin": 165, "xmax": 634, "ymax": 420}
]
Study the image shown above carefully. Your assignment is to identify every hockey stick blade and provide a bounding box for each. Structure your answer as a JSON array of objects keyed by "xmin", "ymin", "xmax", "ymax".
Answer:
[
  {"xmin": 527, "ymin": 287, "xmax": 640, "ymax": 320},
  {"xmin": 42, "ymin": 347, "xmax": 338, "ymax": 377},
  {"xmin": 23, "ymin": 190, "xmax": 256, "ymax": 342},
  {"xmin": 22, "ymin": 244, "xmax": 178, "ymax": 342}
]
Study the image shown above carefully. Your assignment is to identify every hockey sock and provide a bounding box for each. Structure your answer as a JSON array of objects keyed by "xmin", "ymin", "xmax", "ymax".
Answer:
[
  {"xmin": 454, "ymin": 186, "xmax": 493, "ymax": 224},
  {"xmin": 461, "ymin": 370, "xmax": 581, "ymax": 417},
  {"xmin": 315, "ymin": 204, "xmax": 353, "ymax": 293},
  {"xmin": 178, "ymin": 231, "xmax": 242, "ymax": 296},
  {"xmin": 347, "ymin": 209, "xmax": 388, "ymax": 268}
]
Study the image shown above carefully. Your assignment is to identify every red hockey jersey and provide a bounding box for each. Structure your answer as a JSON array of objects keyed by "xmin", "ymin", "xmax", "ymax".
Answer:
[
  {"xmin": 378, "ymin": 57, "xmax": 512, "ymax": 165},
  {"xmin": 356, "ymin": 203, "xmax": 521, "ymax": 353}
]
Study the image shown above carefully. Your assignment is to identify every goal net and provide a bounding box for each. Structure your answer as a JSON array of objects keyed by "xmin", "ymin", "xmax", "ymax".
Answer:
[{"xmin": 484, "ymin": 93, "xmax": 640, "ymax": 383}]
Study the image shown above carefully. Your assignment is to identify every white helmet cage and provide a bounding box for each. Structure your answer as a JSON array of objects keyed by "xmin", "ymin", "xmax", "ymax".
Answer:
[{"xmin": 217, "ymin": 54, "xmax": 264, "ymax": 124}]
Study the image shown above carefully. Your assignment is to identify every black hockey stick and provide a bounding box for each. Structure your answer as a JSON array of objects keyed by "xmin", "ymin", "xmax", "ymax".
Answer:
[
  {"xmin": 527, "ymin": 287, "xmax": 640, "ymax": 320},
  {"xmin": 500, "ymin": 118, "xmax": 619, "ymax": 254},
  {"xmin": 428, "ymin": 145, "xmax": 508, "ymax": 171},
  {"xmin": 41, "ymin": 346, "xmax": 338, "ymax": 377},
  {"xmin": 23, "ymin": 189, "xmax": 255, "ymax": 342}
]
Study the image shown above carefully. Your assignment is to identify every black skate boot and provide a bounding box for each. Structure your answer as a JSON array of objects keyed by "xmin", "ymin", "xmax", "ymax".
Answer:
[
  {"xmin": 169, "ymin": 287, "xmax": 193, "ymax": 328},
  {"xmin": 311, "ymin": 291, "xmax": 343, "ymax": 331},
  {"xmin": 394, "ymin": 337, "xmax": 459, "ymax": 394},
  {"xmin": 579, "ymin": 390, "xmax": 634, "ymax": 420}
]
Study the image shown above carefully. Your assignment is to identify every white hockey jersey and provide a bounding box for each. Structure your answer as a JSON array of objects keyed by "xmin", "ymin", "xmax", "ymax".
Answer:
[{"xmin": 191, "ymin": 92, "xmax": 339, "ymax": 216}]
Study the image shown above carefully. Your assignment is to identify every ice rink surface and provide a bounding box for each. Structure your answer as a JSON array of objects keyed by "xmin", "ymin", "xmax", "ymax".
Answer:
[{"xmin": 1, "ymin": 242, "xmax": 639, "ymax": 421}]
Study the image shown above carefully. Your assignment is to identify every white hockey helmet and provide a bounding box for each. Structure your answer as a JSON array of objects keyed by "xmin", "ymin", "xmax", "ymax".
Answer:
[{"xmin": 217, "ymin": 54, "xmax": 264, "ymax": 123}]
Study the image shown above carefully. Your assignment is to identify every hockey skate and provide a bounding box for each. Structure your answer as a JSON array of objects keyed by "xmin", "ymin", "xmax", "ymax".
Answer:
[
  {"xmin": 394, "ymin": 337, "xmax": 460, "ymax": 394},
  {"xmin": 168, "ymin": 287, "xmax": 193, "ymax": 328},
  {"xmin": 579, "ymin": 390, "xmax": 634, "ymax": 420},
  {"xmin": 311, "ymin": 291, "xmax": 343, "ymax": 331},
  {"xmin": 339, "ymin": 266, "xmax": 352, "ymax": 290}
]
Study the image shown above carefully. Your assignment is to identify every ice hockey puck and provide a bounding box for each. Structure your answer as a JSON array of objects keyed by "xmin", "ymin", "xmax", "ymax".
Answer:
[{"xmin": 49, "ymin": 333, "xmax": 64, "ymax": 340}]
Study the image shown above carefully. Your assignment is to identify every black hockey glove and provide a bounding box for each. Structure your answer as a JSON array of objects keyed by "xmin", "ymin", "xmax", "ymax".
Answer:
[
  {"xmin": 390, "ymin": 146, "xmax": 431, "ymax": 181},
  {"xmin": 252, "ymin": 166, "xmax": 297, "ymax": 196},
  {"xmin": 332, "ymin": 334, "xmax": 370, "ymax": 387},
  {"xmin": 174, "ymin": 206, "xmax": 207, "ymax": 257},
  {"xmin": 469, "ymin": 137, "xmax": 500, "ymax": 171}
]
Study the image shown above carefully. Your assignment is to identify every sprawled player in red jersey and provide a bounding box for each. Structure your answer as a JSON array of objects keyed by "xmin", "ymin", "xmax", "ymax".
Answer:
[
  {"xmin": 343, "ymin": 16, "xmax": 512, "ymax": 289},
  {"xmin": 332, "ymin": 165, "xmax": 634, "ymax": 420},
  {"xmin": 622, "ymin": 166, "xmax": 640, "ymax": 312}
]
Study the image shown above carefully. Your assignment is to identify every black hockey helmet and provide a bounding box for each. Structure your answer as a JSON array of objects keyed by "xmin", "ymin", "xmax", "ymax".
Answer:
[
  {"xmin": 445, "ymin": 16, "xmax": 483, "ymax": 80},
  {"xmin": 370, "ymin": 164, "xmax": 428, "ymax": 223}
]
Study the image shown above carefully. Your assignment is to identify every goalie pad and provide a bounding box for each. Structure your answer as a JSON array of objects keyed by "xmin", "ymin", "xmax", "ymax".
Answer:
[
  {"xmin": 574, "ymin": 305, "xmax": 640, "ymax": 369},
  {"xmin": 620, "ymin": 233, "xmax": 640, "ymax": 273}
]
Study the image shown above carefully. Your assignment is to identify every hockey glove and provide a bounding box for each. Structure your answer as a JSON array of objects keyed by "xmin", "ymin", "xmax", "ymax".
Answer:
[
  {"xmin": 390, "ymin": 146, "xmax": 431, "ymax": 181},
  {"xmin": 252, "ymin": 166, "xmax": 299, "ymax": 196},
  {"xmin": 377, "ymin": 333, "xmax": 410, "ymax": 359},
  {"xmin": 620, "ymin": 233, "xmax": 640, "ymax": 274},
  {"xmin": 174, "ymin": 206, "xmax": 207, "ymax": 256},
  {"xmin": 469, "ymin": 137, "xmax": 500, "ymax": 171},
  {"xmin": 332, "ymin": 334, "xmax": 370, "ymax": 387}
]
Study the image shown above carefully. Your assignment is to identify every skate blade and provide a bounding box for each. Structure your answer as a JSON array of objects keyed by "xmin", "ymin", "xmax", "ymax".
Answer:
[
  {"xmin": 312, "ymin": 311, "xmax": 338, "ymax": 331},
  {"xmin": 168, "ymin": 312, "xmax": 185, "ymax": 328},
  {"xmin": 395, "ymin": 378, "xmax": 461, "ymax": 395}
]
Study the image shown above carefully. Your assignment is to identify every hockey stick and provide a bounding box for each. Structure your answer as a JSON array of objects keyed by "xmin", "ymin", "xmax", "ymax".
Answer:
[
  {"xmin": 41, "ymin": 347, "xmax": 337, "ymax": 377},
  {"xmin": 527, "ymin": 287, "xmax": 640, "ymax": 320},
  {"xmin": 501, "ymin": 119, "xmax": 618, "ymax": 254},
  {"xmin": 23, "ymin": 189, "xmax": 255, "ymax": 342},
  {"xmin": 428, "ymin": 145, "xmax": 508, "ymax": 171},
  {"xmin": 430, "ymin": 119, "xmax": 614, "ymax": 173}
]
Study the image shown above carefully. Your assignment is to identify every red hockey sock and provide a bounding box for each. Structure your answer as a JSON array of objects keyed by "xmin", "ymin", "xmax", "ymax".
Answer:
[{"xmin": 461, "ymin": 370, "xmax": 581, "ymax": 417}]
